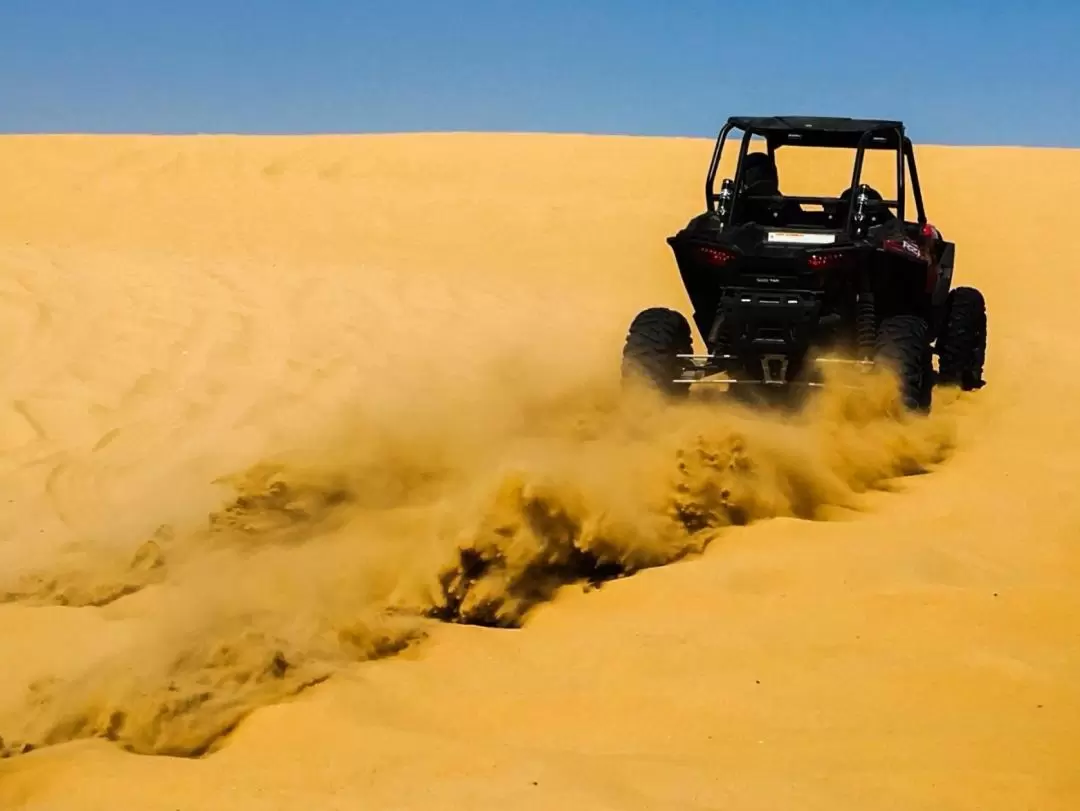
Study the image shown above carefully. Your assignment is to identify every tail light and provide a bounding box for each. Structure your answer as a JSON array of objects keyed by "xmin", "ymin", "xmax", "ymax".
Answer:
[
  {"xmin": 698, "ymin": 246, "xmax": 734, "ymax": 266},
  {"xmin": 808, "ymin": 252, "xmax": 847, "ymax": 270}
]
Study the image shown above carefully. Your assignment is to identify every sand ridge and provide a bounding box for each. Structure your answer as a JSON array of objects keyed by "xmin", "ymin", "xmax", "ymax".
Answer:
[{"xmin": 0, "ymin": 133, "xmax": 1077, "ymax": 809}]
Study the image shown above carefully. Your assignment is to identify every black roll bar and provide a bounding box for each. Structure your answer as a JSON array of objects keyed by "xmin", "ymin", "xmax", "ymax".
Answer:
[{"xmin": 705, "ymin": 119, "xmax": 922, "ymax": 233}]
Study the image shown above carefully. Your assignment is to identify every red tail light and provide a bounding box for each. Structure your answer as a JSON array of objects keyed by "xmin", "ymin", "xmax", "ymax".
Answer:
[
  {"xmin": 808, "ymin": 252, "xmax": 847, "ymax": 270},
  {"xmin": 698, "ymin": 246, "xmax": 734, "ymax": 266}
]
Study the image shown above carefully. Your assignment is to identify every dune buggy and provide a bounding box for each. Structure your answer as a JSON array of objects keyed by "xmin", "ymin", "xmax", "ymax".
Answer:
[{"xmin": 621, "ymin": 115, "xmax": 987, "ymax": 412}]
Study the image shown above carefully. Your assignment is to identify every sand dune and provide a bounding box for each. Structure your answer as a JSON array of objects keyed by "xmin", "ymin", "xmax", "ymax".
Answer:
[{"xmin": 0, "ymin": 133, "xmax": 1077, "ymax": 809}]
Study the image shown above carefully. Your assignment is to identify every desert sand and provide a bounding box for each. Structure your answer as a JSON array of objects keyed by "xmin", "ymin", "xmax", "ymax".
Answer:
[{"xmin": 0, "ymin": 132, "xmax": 1076, "ymax": 810}]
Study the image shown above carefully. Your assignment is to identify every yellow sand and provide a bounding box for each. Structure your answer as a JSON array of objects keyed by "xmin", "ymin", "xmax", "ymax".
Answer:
[{"xmin": 0, "ymin": 133, "xmax": 1076, "ymax": 810}]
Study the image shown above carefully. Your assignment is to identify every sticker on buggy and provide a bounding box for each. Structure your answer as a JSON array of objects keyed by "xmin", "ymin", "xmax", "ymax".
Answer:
[
  {"xmin": 766, "ymin": 231, "xmax": 836, "ymax": 245},
  {"xmin": 898, "ymin": 239, "xmax": 922, "ymax": 257}
]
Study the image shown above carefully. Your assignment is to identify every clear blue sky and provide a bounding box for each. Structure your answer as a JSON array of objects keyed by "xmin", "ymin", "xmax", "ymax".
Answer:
[{"xmin": 1, "ymin": 0, "xmax": 1077, "ymax": 146}]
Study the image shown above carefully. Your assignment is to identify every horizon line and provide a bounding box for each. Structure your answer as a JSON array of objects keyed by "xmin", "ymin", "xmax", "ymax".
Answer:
[{"xmin": 0, "ymin": 129, "xmax": 1075, "ymax": 151}]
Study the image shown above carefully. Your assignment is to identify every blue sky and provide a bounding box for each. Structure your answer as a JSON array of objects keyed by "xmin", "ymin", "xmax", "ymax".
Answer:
[{"xmin": 1, "ymin": 0, "xmax": 1077, "ymax": 146}]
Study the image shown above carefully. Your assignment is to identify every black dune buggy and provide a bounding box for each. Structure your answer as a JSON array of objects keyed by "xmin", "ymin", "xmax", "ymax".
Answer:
[{"xmin": 620, "ymin": 115, "xmax": 987, "ymax": 413}]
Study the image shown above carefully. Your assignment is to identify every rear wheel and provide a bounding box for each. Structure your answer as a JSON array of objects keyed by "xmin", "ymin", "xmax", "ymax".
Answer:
[
  {"xmin": 874, "ymin": 315, "xmax": 933, "ymax": 413},
  {"xmin": 936, "ymin": 286, "xmax": 987, "ymax": 390},
  {"xmin": 621, "ymin": 307, "xmax": 693, "ymax": 398}
]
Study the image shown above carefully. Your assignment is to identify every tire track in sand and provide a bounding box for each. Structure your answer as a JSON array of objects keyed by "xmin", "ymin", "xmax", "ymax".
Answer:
[
  {"xmin": 31, "ymin": 254, "xmax": 269, "ymax": 546},
  {"xmin": 0, "ymin": 241, "xmax": 367, "ymax": 598},
  {"xmin": 0, "ymin": 247, "xmax": 291, "ymax": 558}
]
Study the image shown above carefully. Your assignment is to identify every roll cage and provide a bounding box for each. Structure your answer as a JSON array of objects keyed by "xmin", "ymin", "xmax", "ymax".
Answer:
[{"xmin": 704, "ymin": 116, "xmax": 927, "ymax": 233}]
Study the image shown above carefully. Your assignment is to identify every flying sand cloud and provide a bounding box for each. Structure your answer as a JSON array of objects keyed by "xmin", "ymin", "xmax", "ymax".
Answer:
[{"xmin": 0, "ymin": 357, "xmax": 957, "ymax": 758}]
